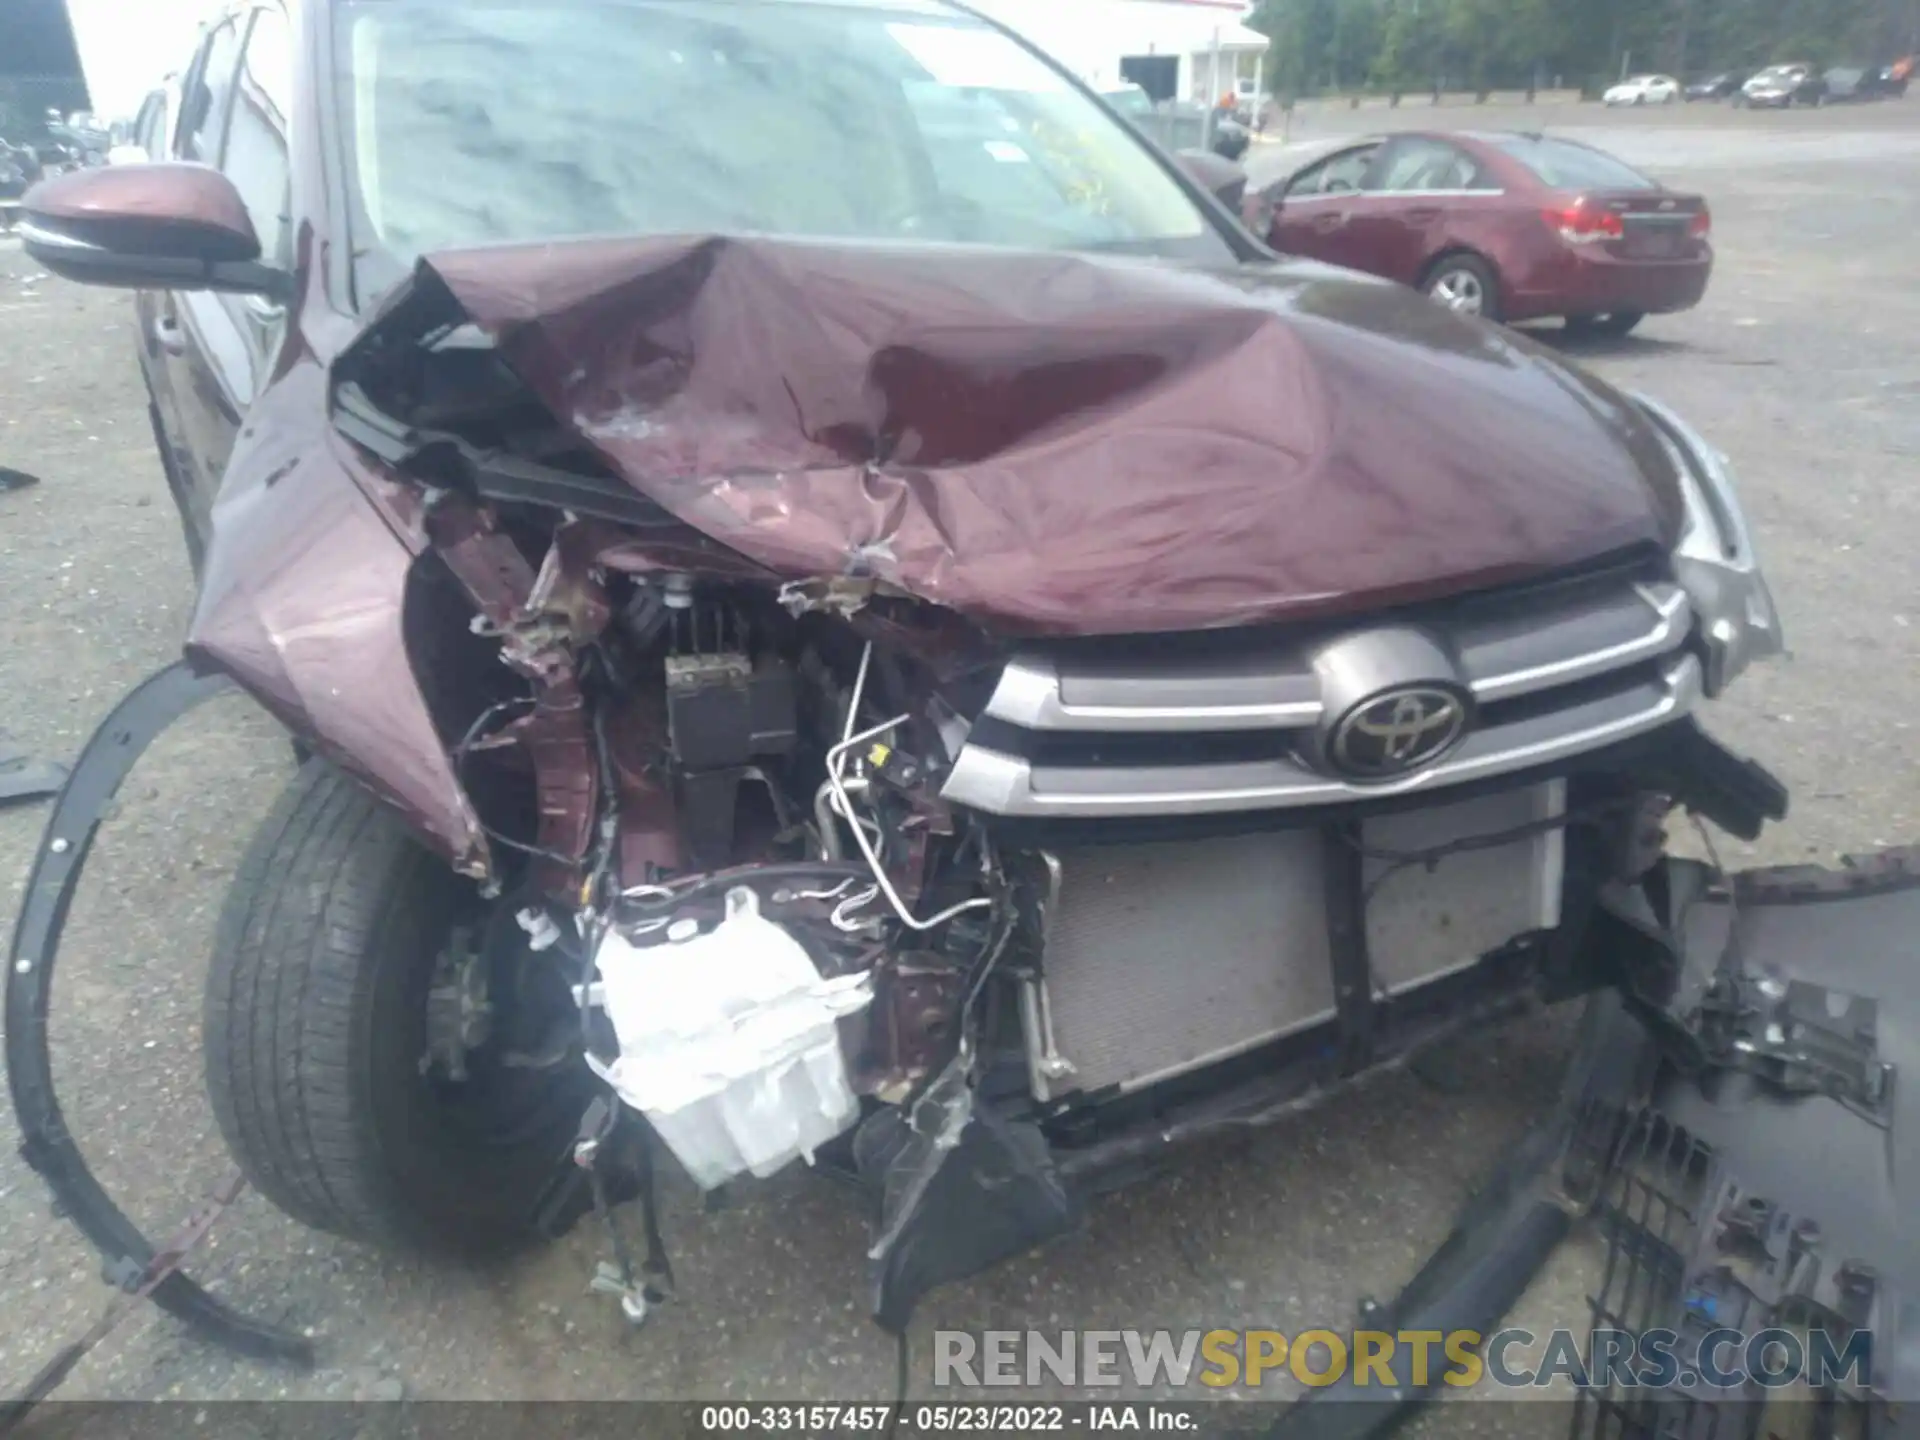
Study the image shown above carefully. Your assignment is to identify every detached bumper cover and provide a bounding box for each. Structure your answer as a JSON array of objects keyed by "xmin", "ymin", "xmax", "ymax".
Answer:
[
  {"xmin": 1277, "ymin": 849, "xmax": 1920, "ymax": 1437},
  {"xmin": 1584, "ymin": 850, "xmax": 1920, "ymax": 1426}
]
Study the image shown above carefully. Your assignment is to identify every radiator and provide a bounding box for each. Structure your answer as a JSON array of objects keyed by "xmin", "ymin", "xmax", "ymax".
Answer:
[{"xmin": 1019, "ymin": 783, "xmax": 1564, "ymax": 1101}]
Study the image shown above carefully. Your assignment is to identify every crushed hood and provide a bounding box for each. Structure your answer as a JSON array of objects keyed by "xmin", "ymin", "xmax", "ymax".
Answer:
[{"xmin": 380, "ymin": 235, "xmax": 1685, "ymax": 636}]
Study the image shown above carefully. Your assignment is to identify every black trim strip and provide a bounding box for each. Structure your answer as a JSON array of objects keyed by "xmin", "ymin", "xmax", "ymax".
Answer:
[
  {"xmin": 1263, "ymin": 994, "xmax": 1656, "ymax": 1440},
  {"xmin": 4, "ymin": 663, "xmax": 315, "ymax": 1367},
  {"xmin": 1323, "ymin": 823, "xmax": 1376, "ymax": 1076},
  {"xmin": 332, "ymin": 382, "xmax": 680, "ymax": 529}
]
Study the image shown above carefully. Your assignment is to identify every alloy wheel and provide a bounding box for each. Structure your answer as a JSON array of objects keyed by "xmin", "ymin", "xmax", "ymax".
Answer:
[{"xmin": 1429, "ymin": 269, "xmax": 1485, "ymax": 315}]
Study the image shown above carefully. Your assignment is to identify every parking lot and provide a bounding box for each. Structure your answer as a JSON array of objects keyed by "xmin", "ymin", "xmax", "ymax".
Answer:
[{"xmin": 1, "ymin": 100, "xmax": 1917, "ymax": 1417}]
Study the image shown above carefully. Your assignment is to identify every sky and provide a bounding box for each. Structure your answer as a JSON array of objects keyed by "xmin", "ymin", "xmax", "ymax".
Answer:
[{"xmin": 65, "ymin": 0, "xmax": 209, "ymax": 119}]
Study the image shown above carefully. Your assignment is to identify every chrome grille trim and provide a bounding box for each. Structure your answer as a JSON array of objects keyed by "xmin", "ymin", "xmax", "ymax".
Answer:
[
  {"xmin": 942, "ymin": 653, "xmax": 1701, "ymax": 818},
  {"xmin": 981, "ymin": 581, "xmax": 1689, "ymax": 734},
  {"xmin": 1459, "ymin": 583, "xmax": 1688, "ymax": 701}
]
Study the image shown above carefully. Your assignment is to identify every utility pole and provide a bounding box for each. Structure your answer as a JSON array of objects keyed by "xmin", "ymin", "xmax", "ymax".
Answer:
[
  {"xmin": 1674, "ymin": 0, "xmax": 1704, "ymax": 78},
  {"xmin": 1206, "ymin": 25, "xmax": 1222, "ymax": 146},
  {"xmin": 1332, "ymin": 0, "xmax": 1342, "ymax": 93}
]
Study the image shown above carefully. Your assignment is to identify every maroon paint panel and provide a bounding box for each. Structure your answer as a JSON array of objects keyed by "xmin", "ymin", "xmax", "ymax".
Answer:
[
  {"xmin": 418, "ymin": 235, "xmax": 1683, "ymax": 637},
  {"xmin": 25, "ymin": 161, "xmax": 261, "ymax": 261},
  {"xmin": 185, "ymin": 359, "xmax": 489, "ymax": 875}
]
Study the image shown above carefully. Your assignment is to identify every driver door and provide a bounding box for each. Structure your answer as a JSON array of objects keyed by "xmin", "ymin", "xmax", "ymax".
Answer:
[
  {"xmin": 157, "ymin": 5, "xmax": 292, "ymax": 548},
  {"xmin": 1266, "ymin": 143, "xmax": 1382, "ymax": 266}
]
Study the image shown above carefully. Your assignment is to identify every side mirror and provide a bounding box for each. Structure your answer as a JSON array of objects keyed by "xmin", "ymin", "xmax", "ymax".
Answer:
[
  {"xmin": 1175, "ymin": 148, "xmax": 1248, "ymax": 215},
  {"xmin": 19, "ymin": 162, "xmax": 288, "ymax": 300}
]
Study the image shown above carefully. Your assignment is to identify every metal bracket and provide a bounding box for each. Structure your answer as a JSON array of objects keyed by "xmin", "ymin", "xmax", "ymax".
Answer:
[
  {"xmin": 1323, "ymin": 823, "xmax": 1376, "ymax": 1076},
  {"xmin": 1016, "ymin": 852, "xmax": 1077, "ymax": 1100},
  {"xmin": 1693, "ymin": 971, "xmax": 1893, "ymax": 1122}
]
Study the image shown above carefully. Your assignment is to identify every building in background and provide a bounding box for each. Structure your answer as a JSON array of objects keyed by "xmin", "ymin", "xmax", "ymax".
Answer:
[
  {"xmin": 0, "ymin": 0, "xmax": 89, "ymax": 139},
  {"xmin": 972, "ymin": 0, "xmax": 1268, "ymax": 106}
]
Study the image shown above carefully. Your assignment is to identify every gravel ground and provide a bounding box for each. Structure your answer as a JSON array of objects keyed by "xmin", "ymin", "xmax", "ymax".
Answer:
[{"xmin": 2, "ymin": 101, "xmax": 1917, "ymax": 1429}]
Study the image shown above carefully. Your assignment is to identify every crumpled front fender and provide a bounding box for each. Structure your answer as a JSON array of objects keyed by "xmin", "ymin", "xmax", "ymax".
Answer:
[{"xmin": 185, "ymin": 361, "xmax": 488, "ymax": 877}]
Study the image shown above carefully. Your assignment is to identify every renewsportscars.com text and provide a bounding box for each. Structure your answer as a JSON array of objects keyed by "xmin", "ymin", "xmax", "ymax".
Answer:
[{"xmin": 933, "ymin": 1327, "xmax": 1873, "ymax": 1392}]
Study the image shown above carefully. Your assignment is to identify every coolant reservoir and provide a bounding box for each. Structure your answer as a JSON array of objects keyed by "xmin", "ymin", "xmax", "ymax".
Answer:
[{"xmin": 590, "ymin": 886, "xmax": 873, "ymax": 1188}]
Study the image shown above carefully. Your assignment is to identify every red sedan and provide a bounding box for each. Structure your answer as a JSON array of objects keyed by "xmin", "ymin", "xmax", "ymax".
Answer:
[{"xmin": 1254, "ymin": 131, "xmax": 1712, "ymax": 336}]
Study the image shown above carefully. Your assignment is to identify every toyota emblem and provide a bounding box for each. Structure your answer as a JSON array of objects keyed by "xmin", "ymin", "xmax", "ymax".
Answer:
[{"xmin": 1329, "ymin": 686, "xmax": 1469, "ymax": 780}]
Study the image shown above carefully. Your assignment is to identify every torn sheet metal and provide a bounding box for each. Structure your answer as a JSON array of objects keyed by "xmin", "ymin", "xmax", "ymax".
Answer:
[
  {"xmin": 359, "ymin": 235, "xmax": 1687, "ymax": 637},
  {"xmin": 4, "ymin": 663, "xmax": 314, "ymax": 1367}
]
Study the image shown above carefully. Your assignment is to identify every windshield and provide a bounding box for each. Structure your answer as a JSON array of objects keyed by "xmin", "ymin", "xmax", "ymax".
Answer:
[
  {"xmin": 1490, "ymin": 136, "xmax": 1656, "ymax": 192},
  {"xmin": 335, "ymin": 0, "xmax": 1228, "ymax": 297}
]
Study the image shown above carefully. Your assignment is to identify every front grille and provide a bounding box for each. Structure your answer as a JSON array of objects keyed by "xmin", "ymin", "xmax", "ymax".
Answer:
[
  {"xmin": 1570, "ymin": 1111, "xmax": 1881, "ymax": 1440},
  {"xmin": 943, "ymin": 575, "xmax": 1694, "ymax": 818}
]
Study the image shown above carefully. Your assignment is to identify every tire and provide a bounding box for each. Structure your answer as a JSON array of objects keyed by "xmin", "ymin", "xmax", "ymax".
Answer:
[
  {"xmin": 205, "ymin": 761, "xmax": 590, "ymax": 1256},
  {"xmin": 1422, "ymin": 254, "xmax": 1501, "ymax": 322},
  {"xmin": 1565, "ymin": 311, "xmax": 1645, "ymax": 338}
]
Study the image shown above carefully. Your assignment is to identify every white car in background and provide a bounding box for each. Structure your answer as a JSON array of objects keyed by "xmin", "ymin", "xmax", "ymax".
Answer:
[
  {"xmin": 1604, "ymin": 74, "xmax": 1681, "ymax": 105},
  {"xmin": 108, "ymin": 80, "xmax": 179, "ymax": 164}
]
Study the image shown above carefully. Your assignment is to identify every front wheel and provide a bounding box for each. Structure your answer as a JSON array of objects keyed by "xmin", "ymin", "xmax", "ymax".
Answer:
[
  {"xmin": 1422, "ymin": 255, "xmax": 1501, "ymax": 321},
  {"xmin": 1565, "ymin": 311, "xmax": 1645, "ymax": 338},
  {"xmin": 205, "ymin": 762, "xmax": 593, "ymax": 1255}
]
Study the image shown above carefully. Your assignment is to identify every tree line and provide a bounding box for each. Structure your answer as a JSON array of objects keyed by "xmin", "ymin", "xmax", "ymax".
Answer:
[{"xmin": 1247, "ymin": 0, "xmax": 1920, "ymax": 100}]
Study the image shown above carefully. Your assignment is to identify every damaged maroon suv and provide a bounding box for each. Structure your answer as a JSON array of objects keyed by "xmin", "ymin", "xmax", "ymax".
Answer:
[{"xmin": 19, "ymin": 0, "xmax": 1791, "ymax": 1346}]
